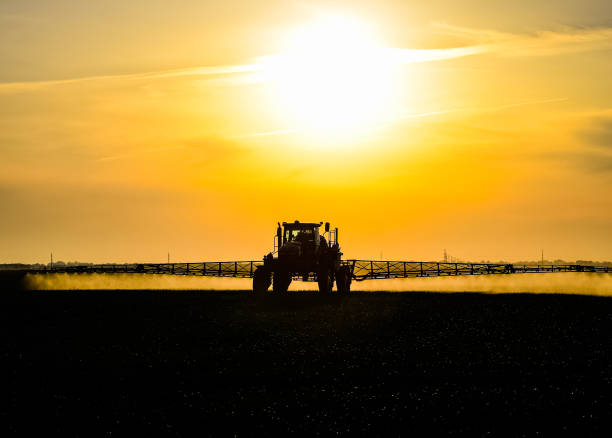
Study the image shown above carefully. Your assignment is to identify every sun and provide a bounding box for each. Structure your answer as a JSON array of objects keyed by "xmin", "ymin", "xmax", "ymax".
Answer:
[{"xmin": 259, "ymin": 15, "xmax": 399, "ymax": 140}]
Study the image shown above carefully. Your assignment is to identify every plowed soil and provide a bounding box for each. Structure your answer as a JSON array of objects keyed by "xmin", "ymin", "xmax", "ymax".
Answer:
[{"xmin": 4, "ymin": 289, "xmax": 612, "ymax": 435}]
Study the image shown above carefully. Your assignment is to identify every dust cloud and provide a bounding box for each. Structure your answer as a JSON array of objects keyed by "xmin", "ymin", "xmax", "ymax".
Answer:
[
  {"xmin": 354, "ymin": 273, "xmax": 612, "ymax": 296},
  {"xmin": 25, "ymin": 273, "xmax": 252, "ymax": 291},
  {"xmin": 25, "ymin": 272, "xmax": 612, "ymax": 296}
]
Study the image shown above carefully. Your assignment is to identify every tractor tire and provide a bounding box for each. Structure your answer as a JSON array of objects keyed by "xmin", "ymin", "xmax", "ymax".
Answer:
[
  {"xmin": 317, "ymin": 268, "xmax": 334, "ymax": 294},
  {"xmin": 336, "ymin": 265, "xmax": 352, "ymax": 294},
  {"xmin": 273, "ymin": 270, "xmax": 292, "ymax": 294},
  {"xmin": 253, "ymin": 267, "xmax": 271, "ymax": 294}
]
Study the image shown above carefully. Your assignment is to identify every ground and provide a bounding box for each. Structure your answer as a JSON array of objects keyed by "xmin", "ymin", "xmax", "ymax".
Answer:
[{"xmin": 4, "ymin": 283, "xmax": 612, "ymax": 435}]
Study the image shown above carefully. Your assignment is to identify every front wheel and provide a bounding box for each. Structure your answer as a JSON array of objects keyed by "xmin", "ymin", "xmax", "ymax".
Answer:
[
  {"xmin": 273, "ymin": 270, "xmax": 292, "ymax": 293},
  {"xmin": 317, "ymin": 268, "xmax": 334, "ymax": 294},
  {"xmin": 336, "ymin": 265, "xmax": 352, "ymax": 294},
  {"xmin": 253, "ymin": 267, "xmax": 271, "ymax": 293}
]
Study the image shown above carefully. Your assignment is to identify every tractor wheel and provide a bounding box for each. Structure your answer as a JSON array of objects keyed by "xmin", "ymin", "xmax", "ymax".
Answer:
[
  {"xmin": 336, "ymin": 266, "xmax": 352, "ymax": 294},
  {"xmin": 253, "ymin": 267, "xmax": 271, "ymax": 294},
  {"xmin": 317, "ymin": 268, "xmax": 334, "ymax": 294},
  {"xmin": 273, "ymin": 270, "xmax": 292, "ymax": 293}
]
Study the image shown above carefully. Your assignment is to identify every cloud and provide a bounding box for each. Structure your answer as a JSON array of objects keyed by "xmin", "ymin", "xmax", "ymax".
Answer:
[
  {"xmin": 3, "ymin": 23, "xmax": 609, "ymax": 96},
  {"xmin": 476, "ymin": 97, "xmax": 569, "ymax": 112},
  {"xmin": 0, "ymin": 45, "xmax": 483, "ymax": 95},
  {"xmin": 380, "ymin": 46, "xmax": 484, "ymax": 64},
  {"xmin": 97, "ymin": 145, "xmax": 186, "ymax": 162},
  {"xmin": 585, "ymin": 155, "xmax": 612, "ymax": 172},
  {"xmin": 239, "ymin": 98, "xmax": 569, "ymax": 138},
  {"xmin": 0, "ymin": 13, "xmax": 44, "ymax": 24},
  {"xmin": 385, "ymin": 98, "xmax": 567, "ymax": 127},
  {"xmin": 434, "ymin": 23, "xmax": 612, "ymax": 57},
  {"xmin": 236, "ymin": 128, "xmax": 301, "ymax": 138},
  {"xmin": 568, "ymin": 116, "xmax": 612, "ymax": 173},
  {"xmin": 581, "ymin": 117, "xmax": 612, "ymax": 149},
  {"xmin": 556, "ymin": 152, "xmax": 612, "ymax": 174},
  {"xmin": 0, "ymin": 64, "xmax": 260, "ymax": 94},
  {"xmin": 237, "ymin": 110, "xmax": 459, "ymax": 138},
  {"xmin": 24, "ymin": 272, "xmax": 612, "ymax": 296},
  {"xmin": 540, "ymin": 115, "xmax": 612, "ymax": 174}
]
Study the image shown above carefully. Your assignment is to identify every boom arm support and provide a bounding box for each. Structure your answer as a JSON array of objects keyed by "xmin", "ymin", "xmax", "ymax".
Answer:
[
  {"xmin": 344, "ymin": 260, "xmax": 610, "ymax": 281},
  {"xmin": 32, "ymin": 260, "xmax": 611, "ymax": 280}
]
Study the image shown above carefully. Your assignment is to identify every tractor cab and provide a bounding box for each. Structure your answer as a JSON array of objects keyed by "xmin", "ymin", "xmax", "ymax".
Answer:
[{"xmin": 277, "ymin": 221, "xmax": 324, "ymax": 259}]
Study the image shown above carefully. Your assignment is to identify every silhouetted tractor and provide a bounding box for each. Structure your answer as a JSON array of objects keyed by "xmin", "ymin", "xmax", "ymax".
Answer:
[{"xmin": 253, "ymin": 221, "xmax": 352, "ymax": 294}]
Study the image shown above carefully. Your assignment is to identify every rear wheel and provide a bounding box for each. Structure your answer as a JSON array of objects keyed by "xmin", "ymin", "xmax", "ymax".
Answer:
[
  {"xmin": 273, "ymin": 270, "xmax": 292, "ymax": 293},
  {"xmin": 253, "ymin": 267, "xmax": 271, "ymax": 293},
  {"xmin": 336, "ymin": 265, "xmax": 352, "ymax": 294},
  {"xmin": 317, "ymin": 268, "xmax": 334, "ymax": 294}
]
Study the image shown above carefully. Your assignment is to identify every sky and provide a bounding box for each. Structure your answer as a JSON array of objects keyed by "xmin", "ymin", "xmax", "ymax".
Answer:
[{"xmin": 1, "ymin": 0, "xmax": 611, "ymax": 264}]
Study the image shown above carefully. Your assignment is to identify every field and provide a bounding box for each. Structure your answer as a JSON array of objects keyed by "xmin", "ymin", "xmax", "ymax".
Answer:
[{"xmin": 4, "ymin": 283, "xmax": 612, "ymax": 435}]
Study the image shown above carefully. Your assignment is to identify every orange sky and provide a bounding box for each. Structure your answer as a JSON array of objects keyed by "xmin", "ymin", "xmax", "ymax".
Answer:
[{"xmin": 1, "ymin": 1, "xmax": 611, "ymax": 263}]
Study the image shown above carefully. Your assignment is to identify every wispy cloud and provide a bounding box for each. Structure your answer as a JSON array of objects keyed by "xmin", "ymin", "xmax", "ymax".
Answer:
[
  {"xmin": 97, "ymin": 145, "xmax": 185, "ymax": 162},
  {"xmin": 579, "ymin": 116, "xmax": 612, "ymax": 151},
  {"xmin": 237, "ymin": 98, "xmax": 568, "ymax": 138},
  {"xmin": 235, "ymin": 110, "xmax": 459, "ymax": 138},
  {"xmin": 434, "ymin": 23, "xmax": 612, "ymax": 57},
  {"xmin": 396, "ymin": 110, "xmax": 456, "ymax": 120},
  {"xmin": 4, "ymin": 23, "xmax": 608, "ymax": 95},
  {"xmin": 0, "ymin": 45, "xmax": 482, "ymax": 95},
  {"xmin": 385, "ymin": 46, "xmax": 484, "ymax": 64},
  {"xmin": 236, "ymin": 128, "xmax": 301, "ymax": 138},
  {"xmin": 474, "ymin": 97, "xmax": 569, "ymax": 113},
  {"xmin": 0, "ymin": 13, "xmax": 44, "ymax": 24},
  {"xmin": 0, "ymin": 64, "xmax": 260, "ymax": 94},
  {"xmin": 386, "ymin": 98, "xmax": 568, "ymax": 126}
]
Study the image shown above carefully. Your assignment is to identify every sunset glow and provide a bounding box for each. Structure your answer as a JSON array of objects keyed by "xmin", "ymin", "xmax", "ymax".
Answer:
[
  {"xmin": 258, "ymin": 15, "xmax": 397, "ymax": 138},
  {"xmin": 0, "ymin": 1, "xmax": 611, "ymax": 264}
]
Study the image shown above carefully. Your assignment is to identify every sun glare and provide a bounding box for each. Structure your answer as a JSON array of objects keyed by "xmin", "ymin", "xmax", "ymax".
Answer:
[{"xmin": 259, "ymin": 16, "xmax": 399, "ymax": 140}]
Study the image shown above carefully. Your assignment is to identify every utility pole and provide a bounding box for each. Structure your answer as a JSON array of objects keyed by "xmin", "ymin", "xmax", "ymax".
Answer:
[
  {"xmin": 444, "ymin": 249, "xmax": 448, "ymax": 263},
  {"xmin": 50, "ymin": 252, "xmax": 53, "ymax": 268},
  {"xmin": 168, "ymin": 252, "xmax": 170, "ymax": 264},
  {"xmin": 541, "ymin": 249, "xmax": 544, "ymax": 266}
]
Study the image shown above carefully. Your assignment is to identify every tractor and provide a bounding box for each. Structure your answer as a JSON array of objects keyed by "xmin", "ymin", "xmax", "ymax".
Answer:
[{"xmin": 252, "ymin": 221, "xmax": 352, "ymax": 293}]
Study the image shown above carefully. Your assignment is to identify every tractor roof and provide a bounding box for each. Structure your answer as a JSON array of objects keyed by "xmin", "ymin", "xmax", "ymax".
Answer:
[{"xmin": 282, "ymin": 220, "xmax": 323, "ymax": 229}]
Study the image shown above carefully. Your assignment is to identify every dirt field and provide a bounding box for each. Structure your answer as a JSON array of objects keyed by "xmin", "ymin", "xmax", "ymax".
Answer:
[{"xmin": 4, "ymin": 287, "xmax": 612, "ymax": 435}]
